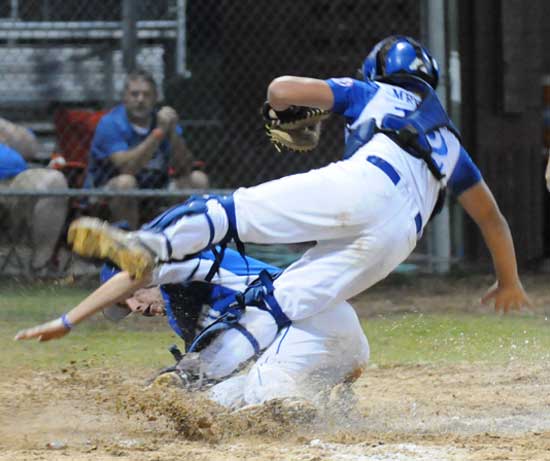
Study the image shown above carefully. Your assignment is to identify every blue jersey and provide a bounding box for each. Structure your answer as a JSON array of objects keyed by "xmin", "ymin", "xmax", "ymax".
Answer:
[
  {"xmin": 0, "ymin": 143, "xmax": 28, "ymax": 180},
  {"xmin": 86, "ymin": 104, "xmax": 184, "ymax": 188},
  {"xmin": 326, "ymin": 77, "xmax": 482, "ymax": 226}
]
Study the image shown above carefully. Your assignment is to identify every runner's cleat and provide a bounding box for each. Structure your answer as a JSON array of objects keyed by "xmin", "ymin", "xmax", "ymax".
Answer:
[{"xmin": 67, "ymin": 217, "xmax": 155, "ymax": 279}]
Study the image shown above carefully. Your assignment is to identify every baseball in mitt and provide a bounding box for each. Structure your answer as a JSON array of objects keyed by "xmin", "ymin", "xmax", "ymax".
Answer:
[{"xmin": 262, "ymin": 102, "xmax": 331, "ymax": 152}]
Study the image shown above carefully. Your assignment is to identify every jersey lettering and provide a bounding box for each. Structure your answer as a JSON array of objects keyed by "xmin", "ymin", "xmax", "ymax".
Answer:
[{"xmin": 392, "ymin": 88, "xmax": 418, "ymax": 105}]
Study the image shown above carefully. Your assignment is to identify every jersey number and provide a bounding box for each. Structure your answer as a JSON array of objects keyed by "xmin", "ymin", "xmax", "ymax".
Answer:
[
  {"xmin": 428, "ymin": 131, "xmax": 448, "ymax": 156},
  {"xmin": 428, "ymin": 131, "xmax": 448, "ymax": 172}
]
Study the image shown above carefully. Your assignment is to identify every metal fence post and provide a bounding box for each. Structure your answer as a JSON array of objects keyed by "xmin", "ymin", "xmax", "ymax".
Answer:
[
  {"xmin": 447, "ymin": 0, "xmax": 465, "ymax": 261},
  {"xmin": 10, "ymin": 0, "xmax": 19, "ymax": 19},
  {"xmin": 176, "ymin": 0, "xmax": 190, "ymax": 77},
  {"xmin": 423, "ymin": 0, "xmax": 451, "ymax": 273},
  {"xmin": 122, "ymin": 0, "xmax": 137, "ymax": 72}
]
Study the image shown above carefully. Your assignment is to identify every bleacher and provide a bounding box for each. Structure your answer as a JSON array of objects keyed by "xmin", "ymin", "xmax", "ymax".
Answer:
[{"xmin": 0, "ymin": 8, "xmax": 185, "ymax": 162}]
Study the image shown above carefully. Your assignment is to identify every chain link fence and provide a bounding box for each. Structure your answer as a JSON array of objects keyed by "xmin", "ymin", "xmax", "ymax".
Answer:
[{"xmin": 0, "ymin": 0, "xmax": 421, "ymax": 277}]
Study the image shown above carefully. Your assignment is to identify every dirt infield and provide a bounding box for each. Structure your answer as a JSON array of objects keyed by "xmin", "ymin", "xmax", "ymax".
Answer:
[
  {"xmin": 2, "ymin": 274, "xmax": 550, "ymax": 461},
  {"xmin": 2, "ymin": 362, "xmax": 549, "ymax": 461}
]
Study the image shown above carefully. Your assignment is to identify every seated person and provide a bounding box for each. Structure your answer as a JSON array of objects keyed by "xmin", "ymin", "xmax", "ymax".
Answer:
[
  {"xmin": 0, "ymin": 117, "xmax": 68, "ymax": 271},
  {"xmin": 85, "ymin": 68, "xmax": 209, "ymax": 228}
]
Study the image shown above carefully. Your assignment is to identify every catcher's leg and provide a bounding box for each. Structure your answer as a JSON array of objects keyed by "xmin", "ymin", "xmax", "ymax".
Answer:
[
  {"xmin": 68, "ymin": 158, "xmax": 414, "ymax": 282},
  {"xmin": 136, "ymin": 161, "xmax": 376, "ymax": 262},
  {"xmin": 140, "ymin": 158, "xmax": 399, "ymax": 263},
  {"xmin": 67, "ymin": 195, "xmax": 233, "ymax": 278},
  {"xmin": 68, "ymin": 158, "xmax": 392, "ymax": 274}
]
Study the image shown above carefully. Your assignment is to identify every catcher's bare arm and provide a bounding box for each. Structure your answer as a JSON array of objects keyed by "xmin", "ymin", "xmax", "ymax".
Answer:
[
  {"xmin": 267, "ymin": 77, "xmax": 335, "ymax": 111},
  {"xmin": 458, "ymin": 181, "xmax": 531, "ymax": 312},
  {"xmin": 264, "ymin": 77, "xmax": 334, "ymax": 153},
  {"xmin": 14, "ymin": 272, "xmax": 150, "ymax": 342}
]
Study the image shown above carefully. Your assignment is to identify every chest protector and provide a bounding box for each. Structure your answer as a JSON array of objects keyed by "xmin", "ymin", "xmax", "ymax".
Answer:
[{"xmin": 343, "ymin": 77, "xmax": 461, "ymax": 218}]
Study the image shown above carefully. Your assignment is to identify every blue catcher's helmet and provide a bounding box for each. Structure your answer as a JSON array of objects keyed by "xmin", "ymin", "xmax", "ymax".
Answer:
[{"xmin": 361, "ymin": 35, "xmax": 439, "ymax": 89}]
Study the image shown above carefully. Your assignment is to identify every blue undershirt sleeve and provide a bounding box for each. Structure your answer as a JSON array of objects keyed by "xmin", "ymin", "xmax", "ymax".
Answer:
[
  {"xmin": 326, "ymin": 78, "xmax": 379, "ymax": 120},
  {"xmin": 447, "ymin": 146, "xmax": 482, "ymax": 196}
]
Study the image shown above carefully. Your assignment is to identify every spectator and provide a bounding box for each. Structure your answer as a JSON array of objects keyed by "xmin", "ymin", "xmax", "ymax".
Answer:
[
  {"xmin": 0, "ymin": 117, "xmax": 68, "ymax": 271},
  {"xmin": 86, "ymin": 69, "xmax": 209, "ymax": 228}
]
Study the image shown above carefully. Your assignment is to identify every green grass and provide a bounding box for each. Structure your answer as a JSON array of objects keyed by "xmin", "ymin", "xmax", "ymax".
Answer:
[
  {"xmin": 0, "ymin": 282, "xmax": 90, "ymax": 322},
  {"xmin": 363, "ymin": 312, "xmax": 550, "ymax": 365},
  {"xmin": 1, "ymin": 283, "xmax": 549, "ymax": 371}
]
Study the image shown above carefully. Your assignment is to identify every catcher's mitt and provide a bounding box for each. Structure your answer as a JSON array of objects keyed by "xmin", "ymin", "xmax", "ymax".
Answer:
[{"xmin": 263, "ymin": 102, "xmax": 331, "ymax": 152}]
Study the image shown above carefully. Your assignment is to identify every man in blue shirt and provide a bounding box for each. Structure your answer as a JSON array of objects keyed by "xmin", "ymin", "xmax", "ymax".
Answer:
[{"xmin": 86, "ymin": 69, "xmax": 209, "ymax": 228}]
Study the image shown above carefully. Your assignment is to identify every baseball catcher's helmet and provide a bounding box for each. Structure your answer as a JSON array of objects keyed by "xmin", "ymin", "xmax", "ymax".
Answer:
[{"xmin": 361, "ymin": 35, "xmax": 439, "ymax": 89}]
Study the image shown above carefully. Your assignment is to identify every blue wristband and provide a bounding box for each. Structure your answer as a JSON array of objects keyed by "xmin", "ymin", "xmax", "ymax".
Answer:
[{"xmin": 61, "ymin": 314, "xmax": 74, "ymax": 330}]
